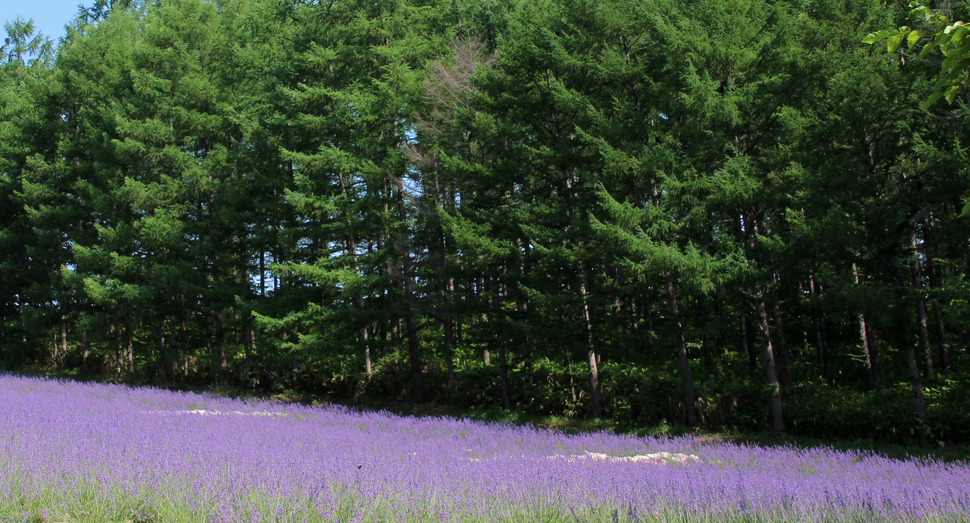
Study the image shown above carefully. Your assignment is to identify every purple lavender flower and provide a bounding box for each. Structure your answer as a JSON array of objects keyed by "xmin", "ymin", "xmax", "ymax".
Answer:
[{"xmin": 0, "ymin": 373, "xmax": 966, "ymax": 522}]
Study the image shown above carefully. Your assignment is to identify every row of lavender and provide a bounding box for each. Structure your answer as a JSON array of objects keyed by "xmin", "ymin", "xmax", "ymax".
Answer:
[{"xmin": 0, "ymin": 374, "xmax": 966, "ymax": 522}]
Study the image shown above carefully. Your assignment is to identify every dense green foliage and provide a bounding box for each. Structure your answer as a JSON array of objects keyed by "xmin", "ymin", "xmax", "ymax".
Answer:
[
  {"xmin": 867, "ymin": 0, "xmax": 970, "ymax": 108},
  {"xmin": 1, "ymin": 0, "xmax": 968, "ymax": 444}
]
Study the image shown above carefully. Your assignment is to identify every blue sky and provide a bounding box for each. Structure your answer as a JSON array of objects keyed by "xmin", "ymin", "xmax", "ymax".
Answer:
[{"xmin": 1, "ymin": 0, "xmax": 88, "ymax": 43}]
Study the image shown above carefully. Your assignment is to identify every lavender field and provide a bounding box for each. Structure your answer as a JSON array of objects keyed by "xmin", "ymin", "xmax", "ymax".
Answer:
[{"xmin": 0, "ymin": 374, "xmax": 967, "ymax": 523}]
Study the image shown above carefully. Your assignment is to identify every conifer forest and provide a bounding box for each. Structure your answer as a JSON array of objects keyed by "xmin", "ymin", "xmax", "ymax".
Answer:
[{"xmin": 1, "ymin": 0, "xmax": 969, "ymax": 444}]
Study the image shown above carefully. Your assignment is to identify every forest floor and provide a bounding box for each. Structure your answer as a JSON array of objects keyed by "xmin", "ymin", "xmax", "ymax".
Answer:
[{"xmin": 8, "ymin": 364, "xmax": 970, "ymax": 464}]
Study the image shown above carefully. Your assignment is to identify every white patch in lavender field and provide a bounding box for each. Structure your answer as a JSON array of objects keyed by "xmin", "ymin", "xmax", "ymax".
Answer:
[
  {"xmin": 140, "ymin": 409, "xmax": 288, "ymax": 417},
  {"xmin": 548, "ymin": 451, "xmax": 701, "ymax": 465},
  {"xmin": 463, "ymin": 450, "xmax": 700, "ymax": 465}
]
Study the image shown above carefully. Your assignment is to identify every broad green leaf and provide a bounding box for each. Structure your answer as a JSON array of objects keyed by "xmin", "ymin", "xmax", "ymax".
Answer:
[
  {"xmin": 935, "ymin": 67, "xmax": 963, "ymax": 88},
  {"xmin": 945, "ymin": 84, "xmax": 961, "ymax": 104},
  {"xmin": 911, "ymin": 5, "xmax": 934, "ymax": 21},
  {"xmin": 949, "ymin": 27, "xmax": 968, "ymax": 47},
  {"xmin": 942, "ymin": 53, "xmax": 960, "ymax": 71},
  {"xmin": 958, "ymin": 57, "xmax": 970, "ymax": 74},
  {"xmin": 907, "ymin": 30, "xmax": 923, "ymax": 48},
  {"xmin": 863, "ymin": 30, "xmax": 894, "ymax": 44},
  {"xmin": 937, "ymin": 32, "xmax": 954, "ymax": 53},
  {"xmin": 961, "ymin": 199, "xmax": 970, "ymax": 217},
  {"xmin": 887, "ymin": 34, "xmax": 905, "ymax": 53},
  {"xmin": 922, "ymin": 91, "xmax": 945, "ymax": 109}
]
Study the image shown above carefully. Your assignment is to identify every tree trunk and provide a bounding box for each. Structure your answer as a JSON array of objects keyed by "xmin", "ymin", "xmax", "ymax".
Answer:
[
  {"xmin": 910, "ymin": 228, "xmax": 934, "ymax": 380},
  {"xmin": 216, "ymin": 310, "xmax": 226, "ymax": 385},
  {"xmin": 755, "ymin": 299, "xmax": 785, "ymax": 432},
  {"xmin": 931, "ymin": 300, "xmax": 948, "ymax": 370},
  {"xmin": 379, "ymin": 318, "xmax": 388, "ymax": 357},
  {"xmin": 357, "ymin": 304, "xmax": 371, "ymax": 376},
  {"xmin": 498, "ymin": 332, "xmax": 512, "ymax": 410},
  {"xmin": 809, "ymin": 273, "xmax": 827, "ymax": 373},
  {"xmin": 340, "ymin": 174, "xmax": 371, "ymax": 376},
  {"xmin": 853, "ymin": 263, "xmax": 875, "ymax": 390},
  {"xmin": 616, "ymin": 297, "xmax": 629, "ymax": 364},
  {"xmin": 247, "ymin": 315, "xmax": 256, "ymax": 371},
  {"xmin": 214, "ymin": 272, "xmax": 228, "ymax": 386},
  {"xmin": 60, "ymin": 321, "xmax": 67, "ymax": 366},
  {"xmin": 158, "ymin": 319, "xmax": 167, "ymax": 380},
  {"xmin": 167, "ymin": 316, "xmax": 178, "ymax": 379},
  {"xmin": 698, "ymin": 296, "xmax": 713, "ymax": 370},
  {"xmin": 858, "ymin": 312, "xmax": 875, "ymax": 390},
  {"xmin": 80, "ymin": 331, "xmax": 88, "ymax": 372},
  {"xmin": 478, "ymin": 311, "xmax": 490, "ymax": 364},
  {"xmin": 114, "ymin": 315, "xmax": 124, "ymax": 374},
  {"xmin": 867, "ymin": 322, "xmax": 880, "ymax": 381},
  {"xmin": 931, "ymin": 315, "xmax": 948, "ymax": 373},
  {"xmin": 769, "ymin": 288, "xmax": 793, "ymax": 391},
  {"xmin": 642, "ymin": 280, "xmax": 654, "ymax": 356},
  {"xmin": 444, "ymin": 318, "xmax": 455, "ymax": 390},
  {"xmin": 515, "ymin": 242, "xmax": 533, "ymax": 375},
  {"xmin": 666, "ymin": 272, "xmax": 697, "ymax": 427},
  {"xmin": 442, "ymin": 225, "xmax": 456, "ymax": 390},
  {"xmin": 259, "ymin": 250, "xmax": 266, "ymax": 296},
  {"xmin": 489, "ymin": 272, "xmax": 513, "ymax": 410},
  {"xmin": 394, "ymin": 178, "xmax": 422, "ymax": 402},
  {"xmin": 404, "ymin": 311, "xmax": 421, "ymax": 402},
  {"xmin": 242, "ymin": 313, "xmax": 252, "ymax": 379},
  {"xmin": 741, "ymin": 310, "xmax": 756, "ymax": 370},
  {"xmin": 126, "ymin": 335, "xmax": 134, "ymax": 374},
  {"xmin": 0, "ymin": 303, "xmax": 5, "ymax": 359},
  {"xmin": 566, "ymin": 347, "xmax": 577, "ymax": 404},
  {"xmin": 903, "ymin": 323, "xmax": 928, "ymax": 443},
  {"xmin": 181, "ymin": 316, "xmax": 188, "ymax": 378},
  {"xmin": 391, "ymin": 317, "xmax": 401, "ymax": 354},
  {"xmin": 923, "ymin": 221, "xmax": 950, "ymax": 369},
  {"xmin": 18, "ymin": 299, "xmax": 27, "ymax": 348},
  {"xmin": 581, "ymin": 277, "xmax": 602, "ymax": 418}
]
